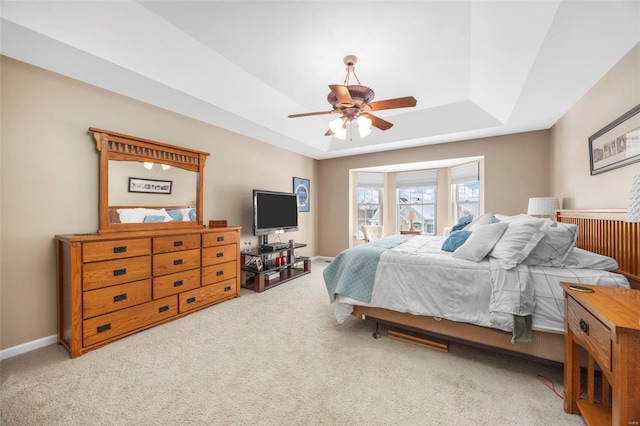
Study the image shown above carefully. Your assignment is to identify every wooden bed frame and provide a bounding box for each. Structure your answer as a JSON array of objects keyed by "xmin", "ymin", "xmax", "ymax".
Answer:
[{"xmin": 352, "ymin": 209, "xmax": 639, "ymax": 364}]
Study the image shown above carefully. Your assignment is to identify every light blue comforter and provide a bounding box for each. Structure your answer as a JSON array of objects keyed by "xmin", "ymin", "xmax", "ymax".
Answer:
[{"xmin": 323, "ymin": 235, "xmax": 413, "ymax": 303}]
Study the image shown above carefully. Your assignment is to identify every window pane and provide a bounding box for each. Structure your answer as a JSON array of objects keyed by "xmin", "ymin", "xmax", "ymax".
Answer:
[{"xmin": 396, "ymin": 186, "xmax": 436, "ymax": 235}]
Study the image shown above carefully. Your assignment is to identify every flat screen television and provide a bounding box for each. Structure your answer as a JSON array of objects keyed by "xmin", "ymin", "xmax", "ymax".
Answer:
[{"xmin": 253, "ymin": 189, "xmax": 299, "ymax": 236}]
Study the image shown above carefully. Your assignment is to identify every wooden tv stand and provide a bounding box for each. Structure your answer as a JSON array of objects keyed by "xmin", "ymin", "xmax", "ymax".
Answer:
[{"xmin": 240, "ymin": 243, "xmax": 310, "ymax": 292}]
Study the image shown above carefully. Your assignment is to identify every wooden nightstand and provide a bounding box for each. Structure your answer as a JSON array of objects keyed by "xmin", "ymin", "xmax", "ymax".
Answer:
[{"xmin": 561, "ymin": 283, "xmax": 640, "ymax": 425}]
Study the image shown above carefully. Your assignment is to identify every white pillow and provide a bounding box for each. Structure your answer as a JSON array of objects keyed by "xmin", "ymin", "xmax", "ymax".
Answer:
[
  {"xmin": 522, "ymin": 222, "xmax": 578, "ymax": 267},
  {"xmin": 452, "ymin": 222, "xmax": 509, "ymax": 262},
  {"xmin": 564, "ymin": 248, "xmax": 619, "ymax": 271},
  {"xmin": 117, "ymin": 208, "xmax": 173, "ymax": 223},
  {"xmin": 489, "ymin": 216, "xmax": 553, "ymax": 269},
  {"xmin": 117, "ymin": 208, "xmax": 150, "ymax": 223},
  {"xmin": 464, "ymin": 212, "xmax": 493, "ymax": 232},
  {"xmin": 493, "ymin": 213, "xmax": 512, "ymax": 222}
]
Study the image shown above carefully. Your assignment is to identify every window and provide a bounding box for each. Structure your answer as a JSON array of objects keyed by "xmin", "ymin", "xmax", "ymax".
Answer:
[
  {"xmin": 451, "ymin": 162, "xmax": 479, "ymax": 222},
  {"xmin": 396, "ymin": 170, "xmax": 437, "ymax": 235},
  {"xmin": 356, "ymin": 173, "xmax": 383, "ymax": 237}
]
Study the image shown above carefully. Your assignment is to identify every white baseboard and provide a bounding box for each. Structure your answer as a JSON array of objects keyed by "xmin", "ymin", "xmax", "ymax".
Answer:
[{"xmin": 0, "ymin": 334, "xmax": 58, "ymax": 361}]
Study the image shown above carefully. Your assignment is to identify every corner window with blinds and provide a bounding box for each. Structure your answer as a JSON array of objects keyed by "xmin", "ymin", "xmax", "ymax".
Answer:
[
  {"xmin": 397, "ymin": 170, "xmax": 437, "ymax": 235},
  {"xmin": 356, "ymin": 172, "xmax": 383, "ymax": 237},
  {"xmin": 451, "ymin": 162, "xmax": 479, "ymax": 222}
]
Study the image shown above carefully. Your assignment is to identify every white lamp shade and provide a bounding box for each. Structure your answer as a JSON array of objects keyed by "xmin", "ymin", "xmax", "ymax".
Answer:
[
  {"xmin": 357, "ymin": 116, "xmax": 372, "ymax": 138},
  {"xmin": 329, "ymin": 117, "xmax": 345, "ymax": 133},
  {"xmin": 626, "ymin": 174, "xmax": 640, "ymax": 222},
  {"xmin": 527, "ymin": 197, "xmax": 560, "ymax": 216}
]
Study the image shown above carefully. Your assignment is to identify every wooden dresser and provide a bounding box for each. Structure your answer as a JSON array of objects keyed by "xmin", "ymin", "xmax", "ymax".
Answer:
[
  {"xmin": 562, "ymin": 283, "xmax": 640, "ymax": 425},
  {"xmin": 56, "ymin": 226, "xmax": 241, "ymax": 358}
]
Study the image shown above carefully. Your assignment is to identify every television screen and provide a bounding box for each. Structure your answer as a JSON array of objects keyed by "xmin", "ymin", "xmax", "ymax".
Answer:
[{"xmin": 253, "ymin": 190, "xmax": 299, "ymax": 236}]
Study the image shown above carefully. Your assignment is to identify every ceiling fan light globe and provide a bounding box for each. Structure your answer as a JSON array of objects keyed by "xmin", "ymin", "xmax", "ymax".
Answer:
[
  {"xmin": 334, "ymin": 127, "xmax": 347, "ymax": 140},
  {"xmin": 358, "ymin": 126, "xmax": 372, "ymax": 138},
  {"xmin": 329, "ymin": 117, "xmax": 345, "ymax": 133},
  {"xmin": 357, "ymin": 115, "xmax": 372, "ymax": 130}
]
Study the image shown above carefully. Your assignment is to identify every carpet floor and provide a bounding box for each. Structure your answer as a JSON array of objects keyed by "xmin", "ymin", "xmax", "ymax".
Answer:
[{"xmin": 0, "ymin": 260, "xmax": 583, "ymax": 425}]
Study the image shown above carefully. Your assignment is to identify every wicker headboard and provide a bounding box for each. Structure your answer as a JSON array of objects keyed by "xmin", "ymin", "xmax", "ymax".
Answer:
[{"xmin": 555, "ymin": 209, "xmax": 639, "ymax": 289}]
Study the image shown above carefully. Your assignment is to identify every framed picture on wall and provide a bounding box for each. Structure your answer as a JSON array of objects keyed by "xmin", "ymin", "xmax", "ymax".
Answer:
[
  {"xmin": 293, "ymin": 177, "xmax": 310, "ymax": 212},
  {"xmin": 128, "ymin": 177, "xmax": 172, "ymax": 194},
  {"xmin": 589, "ymin": 104, "xmax": 640, "ymax": 175}
]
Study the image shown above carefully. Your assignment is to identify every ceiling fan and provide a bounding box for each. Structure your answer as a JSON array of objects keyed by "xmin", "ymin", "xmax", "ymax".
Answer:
[{"xmin": 288, "ymin": 55, "xmax": 417, "ymax": 140}]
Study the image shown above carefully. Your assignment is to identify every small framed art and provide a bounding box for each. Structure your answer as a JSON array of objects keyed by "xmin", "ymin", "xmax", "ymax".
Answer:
[
  {"xmin": 293, "ymin": 177, "xmax": 310, "ymax": 212},
  {"xmin": 128, "ymin": 177, "xmax": 172, "ymax": 194}
]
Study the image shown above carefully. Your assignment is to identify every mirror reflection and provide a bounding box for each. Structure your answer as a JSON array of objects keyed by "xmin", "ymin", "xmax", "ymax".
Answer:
[{"xmin": 108, "ymin": 160, "xmax": 198, "ymax": 224}]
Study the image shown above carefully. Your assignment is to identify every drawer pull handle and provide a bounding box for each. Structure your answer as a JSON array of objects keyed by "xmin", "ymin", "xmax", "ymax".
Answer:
[
  {"xmin": 216, "ymin": 271, "xmax": 224, "ymax": 276},
  {"xmin": 224, "ymin": 286, "xmax": 231, "ymax": 292},
  {"xmin": 173, "ymin": 259, "xmax": 183, "ymax": 266},
  {"xmin": 173, "ymin": 280, "xmax": 183, "ymax": 287},
  {"xmin": 217, "ymin": 236, "xmax": 224, "ymax": 242},
  {"xmin": 186, "ymin": 297, "xmax": 196, "ymax": 304},
  {"xmin": 173, "ymin": 241, "xmax": 183, "ymax": 247},
  {"xmin": 216, "ymin": 252, "xmax": 224, "ymax": 258},
  {"xmin": 113, "ymin": 246, "xmax": 127, "ymax": 253},
  {"xmin": 579, "ymin": 319, "xmax": 590, "ymax": 335},
  {"xmin": 113, "ymin": 268, "xmax": 127, "ymax": 276},
  {"xmin": 97, "ymin": 323, "xmax": 111, "ymax": 333},
  {"xmin": 159, "ymin": 305, "xmax": 169, "ymax": 313},
  {"xmin": 113, "ymin": 293, "xmax": 127, "ymax": 302}
]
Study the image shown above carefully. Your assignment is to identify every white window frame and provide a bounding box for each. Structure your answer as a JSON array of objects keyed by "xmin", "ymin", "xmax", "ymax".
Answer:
[
  {"xmin": 451, "ymin": 162, "xmax": 479, "ymax": 222},
  {"xmin": 356, "ymin": 173, "xmax": 384, "ymax": 238}
]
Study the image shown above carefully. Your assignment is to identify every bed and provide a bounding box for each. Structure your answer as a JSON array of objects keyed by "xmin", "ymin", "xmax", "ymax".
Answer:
[
  {"xmin": 108, "ymin": 205, "xmax": 197, "ymax": 224},
  {"xmin": 323, "ymin": 209, "xmax": 639, "ymax": 364}
]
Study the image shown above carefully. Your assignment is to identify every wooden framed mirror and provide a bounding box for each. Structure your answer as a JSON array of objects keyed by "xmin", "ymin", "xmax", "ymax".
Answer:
[{"xmin": 90, "ymin": 127, "xmax": 210, "ymax": 233}]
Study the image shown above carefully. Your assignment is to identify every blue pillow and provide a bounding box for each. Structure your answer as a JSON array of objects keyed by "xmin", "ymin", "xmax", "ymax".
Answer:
[
  {"xmin": 167, "ymin": 209, "xmax": 183, "ymax": 222},
  {"xmin": 188, "ymin": 208, "xmax": 196, "ymax": 221},
  {"xmin": 143, "ymin": 215, "xmax": 165, "ymax": 223},
  {"xmin": 442, "ymin": 230, "xmax": 472, "ymax": 252},
  {"xmin": 451, "ymin": 215, "xmax": 474, "ymax": 233},
  {"xmin": 491, "ymin": 215, "xmax": 500, "ymax": 223}
]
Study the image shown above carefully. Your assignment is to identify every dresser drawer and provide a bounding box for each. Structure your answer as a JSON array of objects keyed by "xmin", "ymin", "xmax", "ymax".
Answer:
[
  {"xmin": 202, "ymin": 244, "xmax": 237, "ymax": 267},
  {"xmin": 83, "ymin": 238, "xmax": 151, "ymax": 263},
  {"xmin": 153, "ymin": 268, "xmax": 201, "ymax": 299},
  {"xmin": 203, "ymin": 230, "xmax": 238, "ymax": 247},
  {"xmin": 179, "ymin": 279, "xmax": 236, "ymax": 313},
  {"xmin": 153, "ymin": 234, "xmax": 200, "ymax": 254},
  {"xmin": 153, "ymin": 248, "xmax": 201, "ymax": 277},
  {"xmin": 202, "ymin": 261, "xmax": 237, "ymax": 286},
  {"xmin": 567, "ymin": 297, "xmax": 612, "ymax": 371},
  {"xmin": 83, "ymin": 256, "xmax": 151, "ymax": 291},
  {"xmin": 83, "ymin": 296, "xmax": 178, "ymax": 347},
  {"xmin": 83, "ymin": 279, "xmax": 152, "ymax": 319}
]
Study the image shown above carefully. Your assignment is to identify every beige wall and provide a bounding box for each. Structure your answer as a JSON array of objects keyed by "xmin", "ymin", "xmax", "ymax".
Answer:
[
  {"xmin": 2, "ymin": 41, "xmax": 638, "ymax": 352},
  {"xmin": 317, "ymin": 131, "xmax": 551, "ymax": 257},
  {"xmin": 550, "ymin": 42, "xmax": 640, "ymax": 208},
  {"xmin": 0, "ymin": 57, "xmax": 317, "ymax": 350}
]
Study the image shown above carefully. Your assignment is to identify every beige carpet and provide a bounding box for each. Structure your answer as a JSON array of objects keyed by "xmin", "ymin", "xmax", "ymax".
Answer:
[{"xmin": 1, "ymin": 260, "xmax": 582, "ymax": 425}]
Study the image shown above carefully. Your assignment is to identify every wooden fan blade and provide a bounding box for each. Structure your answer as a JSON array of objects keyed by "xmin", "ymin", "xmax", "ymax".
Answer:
[
  {"xmin": 324, "ymin": 129, "xmax": 334, "ymax": 136},
  {"xmin": 368, "ymin": 96, "xmax": 417, "ymax": 111},
  {"xmin": 367, "ymin": 114, "xmax": 394, "ymax": 131},
  {"xmin": 288, "ymin": 110, "xmax": 335, "ymax": 118},
  {"xmin": 329, "ymin": 84, "xmax": 354, "ymax": 107}
]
